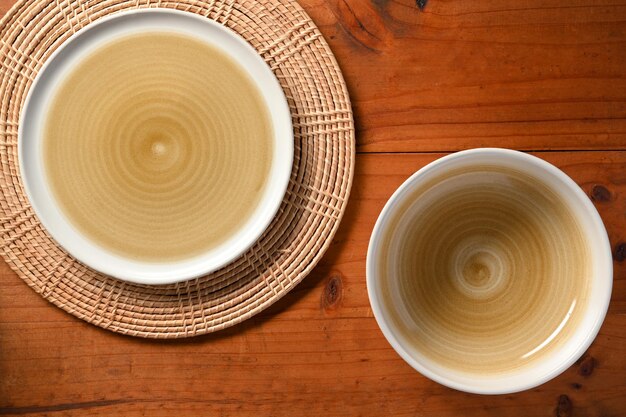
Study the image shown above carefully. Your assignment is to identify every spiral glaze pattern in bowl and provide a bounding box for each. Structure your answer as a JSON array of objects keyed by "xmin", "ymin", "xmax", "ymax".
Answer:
[
  {"xmin": 367, "ymin": 149, "xmax": 612, "ymax": 394},
  {"xmin": 380, "ymin": 166, "xmax": 589, "ymax": 374}
]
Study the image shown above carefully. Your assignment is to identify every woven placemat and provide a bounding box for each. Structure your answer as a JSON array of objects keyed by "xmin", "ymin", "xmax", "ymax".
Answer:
[{"xmin": 0, "ymin": 0, "xmax": 354, "ymax": 338}]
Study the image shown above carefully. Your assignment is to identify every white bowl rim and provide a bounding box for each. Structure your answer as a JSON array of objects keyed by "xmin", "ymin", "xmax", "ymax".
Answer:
[
  {"xmin": 366, "ymin": 148, "xmax": 613, "ymax": 394},
  {"xmin": 18, "ymin": 9, "xmax": 293, "ymax": 285}
]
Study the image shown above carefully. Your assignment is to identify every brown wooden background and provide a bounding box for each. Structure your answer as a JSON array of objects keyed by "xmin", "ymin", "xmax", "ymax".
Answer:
[{"xmin": 1, "ymin": 0, "xmax": 625, "ymax": 415}]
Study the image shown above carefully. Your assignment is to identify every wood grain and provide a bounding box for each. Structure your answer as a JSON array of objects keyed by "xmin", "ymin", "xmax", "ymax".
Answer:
[
  {"xmin": 1, "ymin": 0, "xmax": 626, "ymax": 415},
  {"xmin": 1, "ymin": 151, "xmax": 625, "ymax": 416},
  {"xmin": 303, "ymin": 0, "xmax": 626, "ymax": 152}
]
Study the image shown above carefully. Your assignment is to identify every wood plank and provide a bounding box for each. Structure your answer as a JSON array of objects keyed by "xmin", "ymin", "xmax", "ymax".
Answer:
[
  {"xmin": 1, "ymin": 151, "xmax": 624, "ymax": 416},
  {"xmin": 0, "ymin": 0, "xmax": 626, "ymax": 152},
  {"xmin": 2, "ymin": 0, "xmax": 624, "ymax": 152},
  {"xmin": 301, "ymin": 0, "xmax": 626, "ymax": 152}
]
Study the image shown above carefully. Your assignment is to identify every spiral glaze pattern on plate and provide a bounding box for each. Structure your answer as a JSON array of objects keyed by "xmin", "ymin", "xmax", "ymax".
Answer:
[
  {"xmin": 378, "ymin": 166, "xmax": 590, "ymax": 375},
  {"xmin": 44, "ymin": 32, "xmax": 273, "ymax": 261}
]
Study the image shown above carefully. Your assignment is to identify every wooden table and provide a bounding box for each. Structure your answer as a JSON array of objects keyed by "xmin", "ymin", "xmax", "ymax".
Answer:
[{"xmin": 1, "ymin": 0, "xmax": 625, "ymax": 415}]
